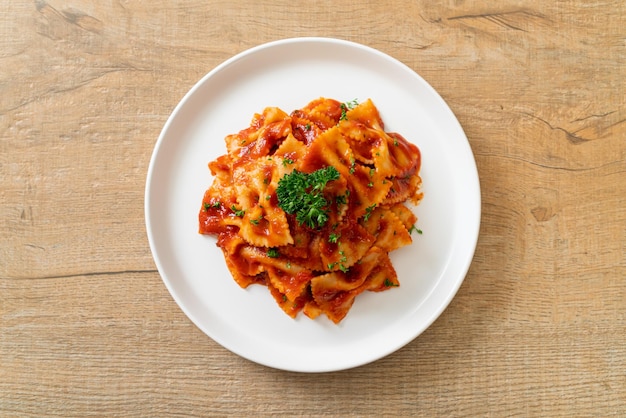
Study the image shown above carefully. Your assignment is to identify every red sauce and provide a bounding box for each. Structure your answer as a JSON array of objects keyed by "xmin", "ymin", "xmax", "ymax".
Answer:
[
  {"xmin": 197, "ymin": 98, "xmax": 422, "ymax": 323},
  {"xmin": 199, "ymin": 193, "xmax": 236, "ymax": 234}
]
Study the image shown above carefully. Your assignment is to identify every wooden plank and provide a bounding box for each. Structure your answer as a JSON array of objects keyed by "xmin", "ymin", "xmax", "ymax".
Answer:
[{"xmin": 1, "ymin": 0, "xmax": 624, "ymax": 416}]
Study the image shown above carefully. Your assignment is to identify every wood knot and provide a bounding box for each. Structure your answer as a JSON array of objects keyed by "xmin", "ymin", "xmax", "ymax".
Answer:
[{"xmin": 531, "ymin": 206, "xmax": 555, "ymax": 222}]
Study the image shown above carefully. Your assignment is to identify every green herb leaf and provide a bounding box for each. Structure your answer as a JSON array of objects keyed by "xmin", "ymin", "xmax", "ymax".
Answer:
[
  {"xmin": 409, "ymin": 225, "xmax": 423, "ymax": 235},
  {"xmin": 363, "ymin": 204, "xmax": 377, "ymax": 221},
  {"xmin": 276, "ymin": 166, "xmax": 340, "ymax": 229},
  {"xmin": 384, "ymin": 278, "xmax": 399, "ymax": 287},
  {"xmin": 203, "ymin": 201, "xmax": 221, "ymax": 211},
  {"xmin": 349, "ymin": 157, "xmax": 356, "ymax": 174},
  {"xmin": 230, "ymin": 205, "xmax": 245, "ymax": 217},
  {"xmin": 267, "ymin": 248, "xmax": 280, "ymax": 258},
  {"xmin": 339, "ymin": 99, "xmax": 359, "ymax": 121}
]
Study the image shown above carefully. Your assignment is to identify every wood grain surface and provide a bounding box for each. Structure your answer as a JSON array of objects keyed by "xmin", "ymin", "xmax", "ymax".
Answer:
[{"xmin": 1, "ymin": 0, "xmax": 625, "ymax": 416}]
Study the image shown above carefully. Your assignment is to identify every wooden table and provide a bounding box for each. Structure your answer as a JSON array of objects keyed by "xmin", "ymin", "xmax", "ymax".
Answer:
[{"xmin": 2, "ymin": 1, "xmax": 624, "ymax": 416}]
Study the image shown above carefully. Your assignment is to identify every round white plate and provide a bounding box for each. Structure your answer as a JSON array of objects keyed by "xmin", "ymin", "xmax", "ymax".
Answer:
[{"xmin": 145, "ymin": 37, "xmax": 480, "ymax": 373}]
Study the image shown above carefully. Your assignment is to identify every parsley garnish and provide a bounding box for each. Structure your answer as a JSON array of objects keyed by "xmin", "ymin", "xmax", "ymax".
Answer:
[
  {"xmin": 267, "ymin": 248, "xmax": 280, "ymax": 258},
  {"xmin": 328, "ymin": 233, "xmax": 341, "ymax": 243},
  {"xmin": 276, "ymin": 166, "xmax": 340, "ymax": 229},
  {"xmin": 384, "ymin": 278, "xmax": 399, "ymax": 287},
  {"xmin": 363, "ymin": 204, "xmax": 377, "ymax": 221},
  {"xmin": 349, "ymin": 157, "xmax": 356, "ymax": 174},
  {"xmin": 339, "ymin": 99, "xmax": 359, "ymax": 121},
  {"xmin": 282, "ymin": 157, "xmax": 294, "ymax": 166},
  {"xmin": 230, "ymin": 205, "xmax": 245, "ymax": 217},
  {"xmin": 203, "ymin": 201, "xmax": 221, "ymax": 211},
  {"xmin": 328, "ymin": 261, "xmax": 349, "ymax": 272},
  {"xmin": 409, "ymin": 225, "xmax": 423, "ymax": 235},
  {"xmin": 335, "ymin": 190, "xmax": 349, "ymax": 206}
]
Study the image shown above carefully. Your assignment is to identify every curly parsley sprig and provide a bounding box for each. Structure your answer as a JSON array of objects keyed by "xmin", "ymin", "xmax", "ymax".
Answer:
[{"xmin": 276, "ymin": 166, "xmax": 340, "ymax": 229}]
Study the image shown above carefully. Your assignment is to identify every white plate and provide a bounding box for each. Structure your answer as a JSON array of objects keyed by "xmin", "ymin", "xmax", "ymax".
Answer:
[{"xmin": 145, "ymin": 37, "xmax": 480, "ymax": 373}]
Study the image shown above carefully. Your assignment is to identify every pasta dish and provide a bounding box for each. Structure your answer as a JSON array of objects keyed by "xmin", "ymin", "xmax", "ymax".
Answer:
[{"xmin": 198, "ymin": 98, "xmax": 422, "ymax": 323}]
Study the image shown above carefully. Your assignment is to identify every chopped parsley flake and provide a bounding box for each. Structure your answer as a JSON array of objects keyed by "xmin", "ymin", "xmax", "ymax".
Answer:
[
  {"xmin": 409, "ymin": 225, "xmax": 423, "ymax": 235},
  {"xmin": 339, "ymin": 99, "xmax": 359, "ymax": 121},
  {"xmin": 335, "ymin": 193, "xmax": 348, "ymax": 206},
  {"xmin": 230, "ymin": 205, "xmax": 245, "ymax": 217},
  {"xmin": 384, "ymin": 278, "xmax": 399, "ymax": 287},
  {"xmin": 203, "ymin": 201, "xmax": 221, "ymax": 211},
  {"xmin": 328, "ymin": 233, "xmax": 341, "ymax": 244},
  {"xmin": 363, "ymin": 204, "xmax": 377, "ymax": 221},
  {"xmin": 349, "ymin": 158, "xmax": 356, "ymax": 174}
]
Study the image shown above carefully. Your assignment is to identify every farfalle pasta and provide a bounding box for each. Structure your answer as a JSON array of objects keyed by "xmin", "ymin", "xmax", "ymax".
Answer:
[{"xmin": 199, "ymin": 98, "xmax": 422, "ymax": 323}]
